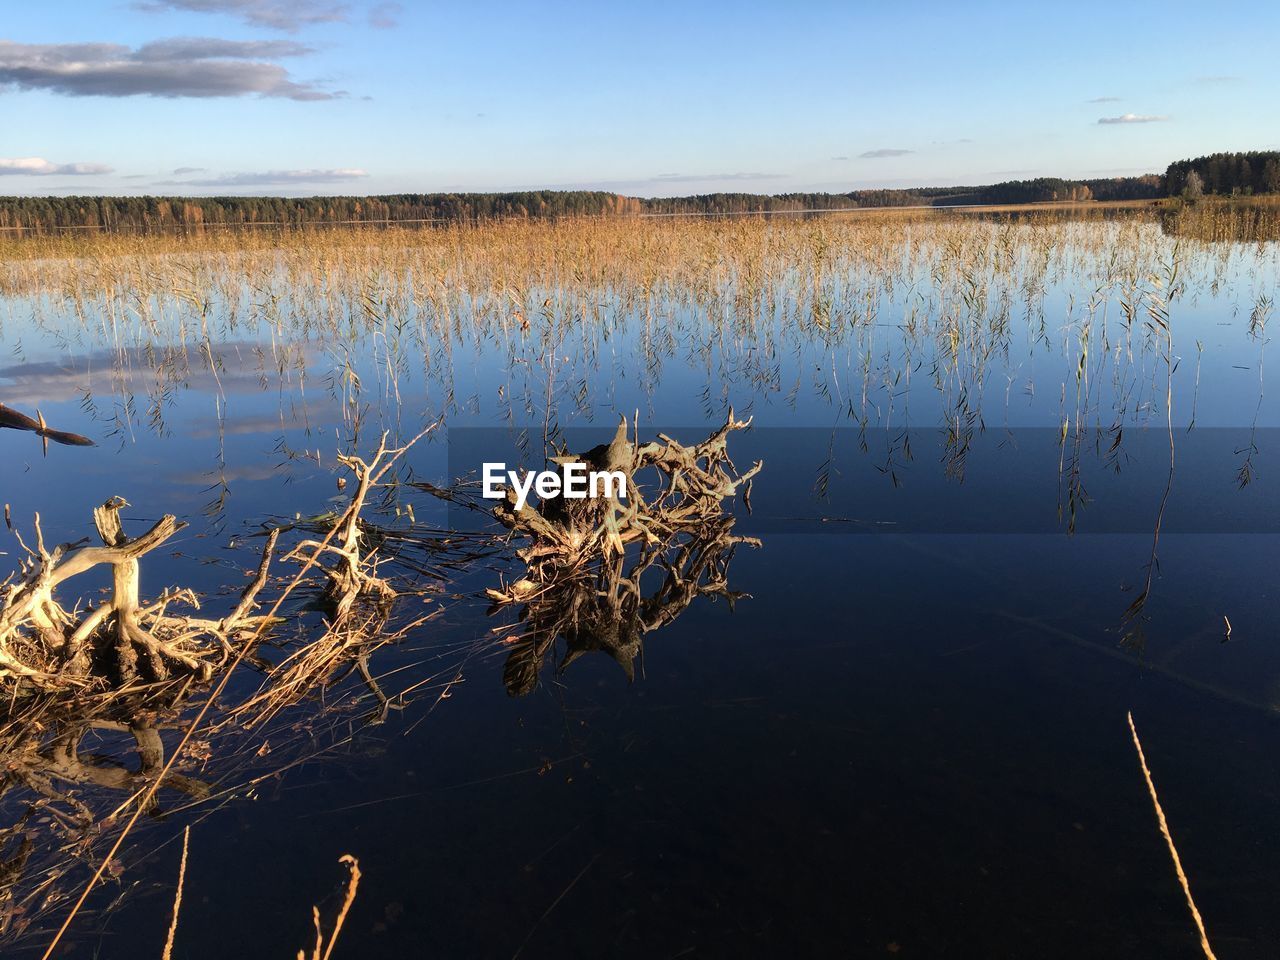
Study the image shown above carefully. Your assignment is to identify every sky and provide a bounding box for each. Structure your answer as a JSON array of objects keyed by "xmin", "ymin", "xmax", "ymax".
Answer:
[{"xmin": 2, "ymin": 0, "xmax": 1278, "ymax": 198}]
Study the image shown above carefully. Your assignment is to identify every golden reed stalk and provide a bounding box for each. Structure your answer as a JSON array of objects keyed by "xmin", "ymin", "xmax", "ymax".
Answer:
[
  {"xmin": 160, "ymin": 826, "xmax": 190, "ymax": 960},
  {"xmin": 1127, "ymin": 712, "xmax": 1217, "ymax": 960}
]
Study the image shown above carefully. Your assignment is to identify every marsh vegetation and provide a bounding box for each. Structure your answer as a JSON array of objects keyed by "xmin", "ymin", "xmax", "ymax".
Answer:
[{"xmin": 0, "ymin": 202, "xmax": 1277, "ymax": 958}]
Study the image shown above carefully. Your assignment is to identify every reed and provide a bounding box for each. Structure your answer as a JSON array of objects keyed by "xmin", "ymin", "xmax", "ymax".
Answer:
[{"xmin": 1128, "ymin": 712, "xmax": 1218, "ymax": 960}]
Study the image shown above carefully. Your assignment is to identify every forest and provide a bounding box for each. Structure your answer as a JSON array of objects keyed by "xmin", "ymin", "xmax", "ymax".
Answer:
[
  {"xmin": 1164, "ymin": 151, "xmax": 1280, "ymax": 197},
  {"xmin": 0, "ymin": 153, "xmax": 1273, "ymax": 232},
  {"xmin": 0, "ymin": 191, "xmax": 644, "ymax": 231}
]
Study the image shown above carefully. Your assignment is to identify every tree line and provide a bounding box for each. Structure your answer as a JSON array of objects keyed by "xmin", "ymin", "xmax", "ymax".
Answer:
[
  {"xmin": 0, "ymin": 191, "xmax": 643, "ymax": 231},
  {"xmin": 0, "ymin": 182, "xmax": 1158, "ymax": 232},
  {"xmin": 1164, "ymin": 152, "xmax": 1280, "ymax": 198},
  {"xmin": 1, "ymin": 152, "xmax": 1274, "ymax": 233}
]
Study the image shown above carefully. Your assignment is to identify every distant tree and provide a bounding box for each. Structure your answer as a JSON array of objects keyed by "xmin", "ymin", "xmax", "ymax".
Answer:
[
  {"xmin": 11, "ymin": 162, "xmax": 1270, "ymax": 234},
  {"xmin": 1264, "ymin": 159, "xmax": 1280, "ymax": 194},
  {"xmin": 1081, "ymin": 175, "xmax": 1162, "ymax": 201},
  {"xmin": 1165, "ymin": 151, "xmax": 1280, "ymax": 198}
]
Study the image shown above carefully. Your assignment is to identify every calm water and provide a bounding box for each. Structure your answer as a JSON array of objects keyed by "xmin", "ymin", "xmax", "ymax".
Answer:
[{"xmin": 1, "ymin": 215, "xmax": 1278, "ymax": 958}]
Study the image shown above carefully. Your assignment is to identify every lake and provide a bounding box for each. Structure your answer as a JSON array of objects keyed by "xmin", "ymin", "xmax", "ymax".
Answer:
[{"xmin": 1, "ymin": 209, "xmax": 1277, "ymax": 958}]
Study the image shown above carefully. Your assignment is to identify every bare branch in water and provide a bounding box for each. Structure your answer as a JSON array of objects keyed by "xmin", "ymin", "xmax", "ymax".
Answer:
[{"xmin": 484, "ymin": 412, "xmax": 763, "ymax": 695}]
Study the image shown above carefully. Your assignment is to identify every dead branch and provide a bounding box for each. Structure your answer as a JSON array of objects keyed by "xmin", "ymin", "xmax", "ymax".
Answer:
[
  {"xmin": 285, "ymin": 428, "xmax": 432, "ymax": 624},
  {"xmin": 0, "ymin": 402, "xmax": 95, "ymax": 451},
  {"xmin": 488, "ymin": 414, "xmax": 763, "ymax": 695},
  {"xmin": 0, "ymin": 499, "xmax": 279, "ymax": 690},
  {"xmin": 228, "ymin": 424, "xmax": 439, "ymax": 727},
  {"xmin": 489, "ymin": 410, "xmax": 761, "ymax": 590}
]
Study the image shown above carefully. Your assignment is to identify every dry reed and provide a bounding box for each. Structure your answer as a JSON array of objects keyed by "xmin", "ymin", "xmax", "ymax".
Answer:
[
  {"xmin": 160, "ymin": 825, "xmax": 189, "ymax": 960},
  {"xmin": 1127, "ymin": 711, "xmax": 1217, "ymax": 960},
  {"xmin": 298, "ymin": 854, "xmax": 362, "ymax": 960}
]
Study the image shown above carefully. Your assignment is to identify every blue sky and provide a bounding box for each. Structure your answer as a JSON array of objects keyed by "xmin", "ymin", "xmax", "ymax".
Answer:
[{"xmin": 2, "ymin": 0, "xmax": 1277, "ymax": 197}]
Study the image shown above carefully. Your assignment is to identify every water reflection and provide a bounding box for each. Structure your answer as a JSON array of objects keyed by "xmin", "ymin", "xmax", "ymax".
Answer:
[
  {"xmin": 1160, "ymin": 201, "xmax": 1280, "ymax": 242},
  {"xmin": 2, "ymin": 208, "xmax": 1279, "ymax": 956},
  {"xmin": 501, "ymin": 516, "xmax": 759, "ymax": 696}
]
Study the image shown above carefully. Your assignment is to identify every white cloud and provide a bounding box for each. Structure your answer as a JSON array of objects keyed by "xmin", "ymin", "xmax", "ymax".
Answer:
[
  {"xmin": 1097, "ymin": 113, "xmax": 1169, "ymax": 125},
  {"xmin": 649, "ymin": 172, "xmax": 785, "ymax": 183},
  {"xmin": 155, "ymin": 168, "xmax": 369, "ymax": 186},
  {"xmin": 135, "ymin": 0, "xmax": 349, "ymax": 32},
  {"xmin": 0, "ymin": 38, "xmax": 336, "ymax": 100},
  {"xmin": 0, "ymin": 157, "xmax": 113, "ymax": 176},
  {"xmin": 368, "ymin": 2, "xmax": 401, "ymax": 28},
  {"xmin": 859, "ymin": 149, "xmax": 913, "ymax": 159}
]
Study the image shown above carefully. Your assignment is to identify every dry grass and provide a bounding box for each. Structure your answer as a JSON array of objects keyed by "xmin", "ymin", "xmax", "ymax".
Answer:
[
  {"xmin": 155, "ymin": 841, "xmax": 363, "ymax": 960},
  {"xmin": 1, "ymin": 207, "xmax": 1272, "ymax": 468},
  {"xmin": 160, "ymin": 826, "xmax": 188, "ymax": 960},
  {"xmin": 298, "ymin": 854, "xmax": 362, "ymax": 960},
  {"xmin": 1128, "ymin": 712, "xmax": 1218, "ymax": 960}
]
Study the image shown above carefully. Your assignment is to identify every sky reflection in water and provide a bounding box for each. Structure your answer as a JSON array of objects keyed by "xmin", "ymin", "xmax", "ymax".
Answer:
[{"xmin": 1, "ymin": 216, "xmax": 1278, "ymax": 958}]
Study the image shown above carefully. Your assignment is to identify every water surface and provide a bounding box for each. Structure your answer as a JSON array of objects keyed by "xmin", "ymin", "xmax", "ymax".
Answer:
[{"xmin": 1, "ymin": 212, "xmax": 1277, "ymax": 958}]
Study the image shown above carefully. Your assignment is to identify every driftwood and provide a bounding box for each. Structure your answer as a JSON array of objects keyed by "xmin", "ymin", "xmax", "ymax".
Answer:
[
  {"xmin": 488, "ymin": 409, "xmax": 762, "ymax": 591},
  {"xmin": 0, "ymin": 498, "xmax": 277, "ymax": 688},
  {"xmin": 487, "ymin": 412, "xmax": 763, "ymax": 694},
  {"xmin": 0, "ymin": 499, "xmax": 282, "ymax": 941},
  {"xmin": 0, "ymin": 430, "xmax": 447, "ymax": 947},
  {"xmin": 224, "ymin": 427, "xmax": 438, "ymax": 727},
  {"xmin": 1, "ymin": 427, "xmax": 437, "ymax": 715},
  {"xmin": 0, "ymin": 403, "xmax": 94, "ymax": 452},
  {"xmin": 288, "ymin": 440, "xmax": 405, "ymax": 621},
  {"xmin": 502, "ymin": 516, "xmax": 757, "ymax": 695}
]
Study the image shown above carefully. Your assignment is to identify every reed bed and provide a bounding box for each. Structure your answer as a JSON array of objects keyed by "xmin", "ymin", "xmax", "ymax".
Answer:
[
  {"xmin": 2, "ymin": 206, "xmax": 1273, "ymax": 461},
  {"xmin": 1, "ymin": 202, "xmax": 1276, "ymax": 956}
]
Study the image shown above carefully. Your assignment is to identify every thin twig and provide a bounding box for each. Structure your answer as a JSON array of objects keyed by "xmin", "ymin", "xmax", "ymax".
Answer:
[
  {"xmin": 297, "ymin": 855, "xmax": 362, "ymax": 960},
  {"xmin": 160, "ymin": 826, "xmax": 189, "ymax": 960},
  {"xmin": 1127, "ymin": 712, "xmax": 1217, "ymax": 960},
  {"xmin": 511, "ymin": 854, "xmax": 598, "ymax": 960},
  {"xmin": 320, "ymin": 855, "xmax": 361, "ymax": 960}
]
